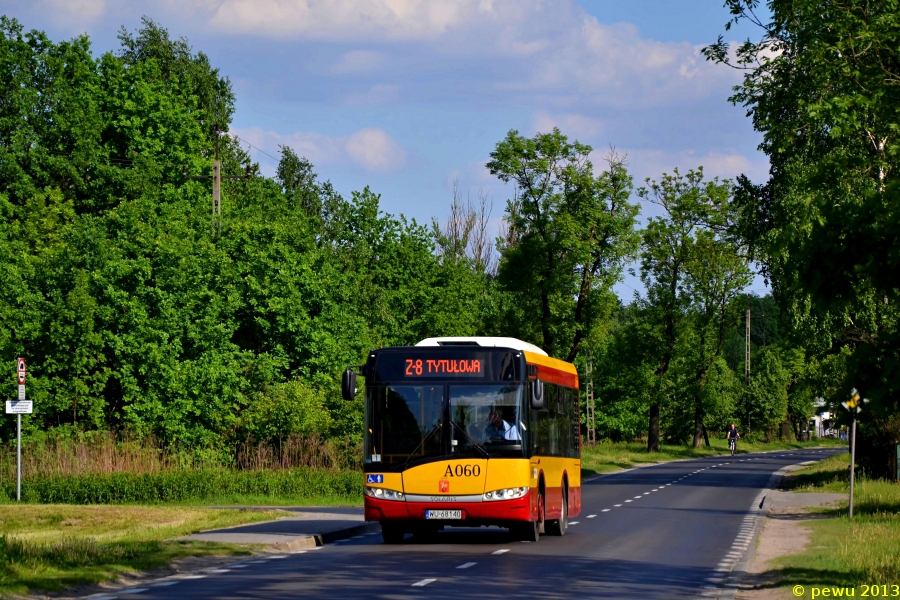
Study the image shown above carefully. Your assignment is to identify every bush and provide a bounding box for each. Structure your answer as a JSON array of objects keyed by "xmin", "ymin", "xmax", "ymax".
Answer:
[{"xmin": 0, "ymin": 468, "xmax": 362, "ymax": 504}]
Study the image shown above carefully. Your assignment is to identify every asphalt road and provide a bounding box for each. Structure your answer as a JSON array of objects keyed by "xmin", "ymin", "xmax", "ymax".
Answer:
[{"xmin": 88, "ymin": 446, "xmax": 846, "ymax": 600}]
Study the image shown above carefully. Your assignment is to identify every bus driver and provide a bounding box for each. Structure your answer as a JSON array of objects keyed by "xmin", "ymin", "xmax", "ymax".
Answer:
[{"xmin": 485, "ymin": 406, "xmax": 521, "ymax": 441}]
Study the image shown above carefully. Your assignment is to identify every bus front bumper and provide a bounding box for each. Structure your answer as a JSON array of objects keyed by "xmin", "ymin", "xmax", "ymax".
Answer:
[{"xmin": 365, "ymin": 493, "xmax": 534, "ymax": 524}]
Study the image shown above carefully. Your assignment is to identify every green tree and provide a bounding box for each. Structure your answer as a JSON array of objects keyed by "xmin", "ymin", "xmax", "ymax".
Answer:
[
  {"xmin": 488, "ymin": 129, "xmax": 640, "ymax": 361},
  {"xmin": 638, "ymin": 168, "xmax": 750, "ymax": 450},
  {"xmin": 705, "ymin": 1, "xmax": 900, "ymax": 415}
]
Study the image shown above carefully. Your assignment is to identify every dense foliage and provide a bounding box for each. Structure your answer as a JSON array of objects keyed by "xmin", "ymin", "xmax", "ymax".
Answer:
[
  {"xmin": 2, "ymin": 13, "xmax": 866, "ymax": 463},
  {"xmin": 706, "ymin": 0, "xmax": 900, "ymax": 416},
  {"xmin": 0, "ymin": 18, "xmax": 495, "ymax": 450}
]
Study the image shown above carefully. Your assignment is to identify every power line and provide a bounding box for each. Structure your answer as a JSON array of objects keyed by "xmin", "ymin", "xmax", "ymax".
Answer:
[{"xmin": 228, "ymin": 133, "xmax": 280, "ymax": 162}]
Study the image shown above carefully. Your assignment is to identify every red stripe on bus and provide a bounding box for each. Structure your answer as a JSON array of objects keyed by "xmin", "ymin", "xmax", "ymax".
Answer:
[{"xmin": 536, "ymin": 366, "xmax": 578, "ymax": 388}]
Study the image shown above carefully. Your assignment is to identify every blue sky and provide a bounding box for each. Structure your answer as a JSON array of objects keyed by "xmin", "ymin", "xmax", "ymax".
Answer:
[{"xmin": 1, "ymin": 0, "xmax": 771, "ymax": 298}]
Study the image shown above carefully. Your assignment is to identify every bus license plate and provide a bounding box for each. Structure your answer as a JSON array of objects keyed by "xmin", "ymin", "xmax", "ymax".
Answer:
[{"xmin": 425, "ymin": 510, "xmax": 462, "ymax": 520}]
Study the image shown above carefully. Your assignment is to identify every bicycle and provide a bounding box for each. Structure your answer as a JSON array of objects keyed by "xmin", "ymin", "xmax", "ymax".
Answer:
[{"xmin": 728, "ymin": 438, "xmax": 737, "ymax": 455}]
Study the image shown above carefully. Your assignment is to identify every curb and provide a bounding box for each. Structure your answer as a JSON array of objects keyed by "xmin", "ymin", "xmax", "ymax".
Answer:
[
  {"xmin": 182, "ymin": 520, "xmax": 381, "ymax": 552},
  {"xmin": 75, "ymin": 521, "xmax": 382, "ymax": 599},
  {"xmin": 267, "ymin": 521, "xmax": 382, "ymax": 552}
]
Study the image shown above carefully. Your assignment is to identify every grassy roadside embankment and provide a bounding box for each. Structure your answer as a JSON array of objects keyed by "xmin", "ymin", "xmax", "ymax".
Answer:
[
  {"xmin": 0, "ymin": 505, "xmax": 283, "ymax": 596},
  {"xmin": 580, "ymin": 437, "xmax": 846, "ymax": 477},
  {"xmin": 1, "ymin": 467, "xmax": 362, "ymax": 506},
  {"xmin": 765, "ymin": 453, "xmax": 900, "ymax": 588},
  {"xmin": 0, "ymin": 467, "xmax": 362, "ymax": 596}
]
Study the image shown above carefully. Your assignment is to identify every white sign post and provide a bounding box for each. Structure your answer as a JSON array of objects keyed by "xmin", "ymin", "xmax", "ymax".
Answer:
[{"xmin": 12, "ymin": 358, "xmax": 26, "ymax": 502}]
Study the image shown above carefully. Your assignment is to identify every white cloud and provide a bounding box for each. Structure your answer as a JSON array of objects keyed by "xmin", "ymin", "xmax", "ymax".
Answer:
[
  {"xmin": 616, "ymin": 148, "xmax": 769, "ymax": 185},
  {"xmin": 531, "ymin": 111, "xmax": 605, "ymax": 138},
  {"xmin": 197, "ymin": 0, "xmax": 739, "ymax": 109},
  {"xmin": 333, "ymin": 50, "xmax": 387, "ymax": 74},
  {"xmin": 208, "ymin": 0, "xmax": 497, "ymax": 41},
  {"xmin": 345, "ymin": 128, "xmax": 407, "ymax": 171},
  {"xmin": 234, "ymin": 126, "xmax": 406, "ymax": 172},
  {"xmin": 35, "ymin": 0, "xmax": 107, "ymax": 24}
]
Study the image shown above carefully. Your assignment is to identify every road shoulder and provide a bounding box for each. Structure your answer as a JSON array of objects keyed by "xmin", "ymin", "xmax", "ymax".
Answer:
[{"xmin": 735, "ymin": 490, "xmax": 845, "ymax": 600}]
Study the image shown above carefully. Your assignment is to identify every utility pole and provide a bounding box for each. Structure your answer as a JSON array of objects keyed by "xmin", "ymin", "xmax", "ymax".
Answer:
[
  {"xmin": 745, "ymin": 294, "xmax": 752, "ymax": 434},
  {"xmin": 745, "ymin": 293, "xmax": 751, "ymax": 383},
  {"xmin": 183, "ymin": 124, "xmax": 251, "ymax": 234},
  {"xmin": 585, "ymin": 350, "xmax": 595, "ymax": 447}
]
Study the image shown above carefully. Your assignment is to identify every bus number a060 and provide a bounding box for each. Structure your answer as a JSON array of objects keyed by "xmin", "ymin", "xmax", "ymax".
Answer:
[{"xmin": 445, "ymin": 464, "xmax": 481, "ymax": 477}]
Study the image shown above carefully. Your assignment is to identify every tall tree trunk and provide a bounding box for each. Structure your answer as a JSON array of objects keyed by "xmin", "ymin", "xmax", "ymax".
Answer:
[
  {"xmin": 702, "ymin": 424, "xmax": 711, "ymax": 447},
  {"xmin": 648, "ymin": 402, "xmax": 660, "ymax": 452},
  {"xmin": 692, "ymin": 402, "xmax": 704, "ymax": 448}
]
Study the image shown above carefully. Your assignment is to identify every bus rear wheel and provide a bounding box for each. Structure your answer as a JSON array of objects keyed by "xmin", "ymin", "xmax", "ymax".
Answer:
[
  {"xmin": 546, "ymin": 488, "xmax": 567, "ymax": 536},
  {"xmin": 381, "ymin": 522, "xmax": 405, "ymax": 544}
]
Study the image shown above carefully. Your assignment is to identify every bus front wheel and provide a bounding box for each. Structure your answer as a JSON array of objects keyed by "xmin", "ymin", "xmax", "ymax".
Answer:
[
  {"xmin": 381, "ymin": 522, "xmax": 405, "ymax": 544},
  {"xmin": 513, "ymin": 492, "xmax": 544, "ymax": 542}
]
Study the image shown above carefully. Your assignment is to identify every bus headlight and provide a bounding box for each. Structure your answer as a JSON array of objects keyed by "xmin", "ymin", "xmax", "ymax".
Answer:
[
  {"xmin": 365, "ymin": 487, "xmax": 404, "ymax": 501},
  {"xmin": 483, "ymin": 487, "xmax": 529, "ymax": 501}
]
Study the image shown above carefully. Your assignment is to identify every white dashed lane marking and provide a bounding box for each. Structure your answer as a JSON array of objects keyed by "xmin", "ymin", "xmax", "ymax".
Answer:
[
  {"xmin": 492, "ymin": 549, "xmax": 510, "ymax": 555},
  {"xmin": 600, "ymin": 509, "xmax": 609, "ymax": 513},
  {"xmin": 569, "ymin": 521, "xmax": 579, "ymax": 525},
  {"xmin": 614, "ymin": 504, "xmax": 623, "ymax": 507},
  {"xmin": 412, "ymin": 579, "xmax": 437, "ymax": 587},
  {"xmin": 588, "ymin": 514, "xmax": 598, "ymax": 517},
  {"xmin": 456, "ymin": 562, "xmax": 477, "ymax": 569}
]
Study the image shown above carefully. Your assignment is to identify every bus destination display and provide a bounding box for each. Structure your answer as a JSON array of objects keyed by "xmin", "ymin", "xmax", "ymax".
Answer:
[
  {"xmin": 371, "ymin": 350, "xmax": 521, "ymax": 381},
  {"xmin": 405, "ymin": 358, "xmax": 482, "ymax": 377}
]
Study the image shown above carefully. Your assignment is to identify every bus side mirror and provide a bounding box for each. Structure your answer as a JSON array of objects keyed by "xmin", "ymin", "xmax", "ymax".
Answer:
[
  {"xmin": 341, "ymin": 368, "xmax": 357, "ymax": 401},
  {"xmin": 531, "ymin": 379, "xmax": 544, "ymax": 410}
]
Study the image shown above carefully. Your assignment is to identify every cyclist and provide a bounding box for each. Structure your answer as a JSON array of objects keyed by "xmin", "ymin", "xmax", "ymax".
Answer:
[{"xmin": 726, "ymin": 424, "xmax": 740, "ymax": 455}]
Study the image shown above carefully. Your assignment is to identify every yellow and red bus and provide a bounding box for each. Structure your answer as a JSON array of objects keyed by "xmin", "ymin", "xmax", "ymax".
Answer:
[{"xmin": 342, "ymin": 337, "xmax": 581, "ymax": 543}]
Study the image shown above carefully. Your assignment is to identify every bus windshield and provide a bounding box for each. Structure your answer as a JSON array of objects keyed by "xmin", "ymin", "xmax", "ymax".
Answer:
[
  {"xmin": 365, "ymin": 383, "xmax": 526, "ymax": 467},
  {"xmin": 449, "ymin": 384, "xmax": 523, "ymax": 450},
  {"xmin": 365, "ymin": 385, "xmax": 443, "ymax": 466}
]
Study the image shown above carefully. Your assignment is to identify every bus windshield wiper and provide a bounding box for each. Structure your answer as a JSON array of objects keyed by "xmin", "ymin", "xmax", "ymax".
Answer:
[
  {"xmin": 398, "ymin": 422, "xmax": 443, "ymax": 470},
  {"xmin": 450, "ymin": 421, "xmax": 490, "ymax": 459}
]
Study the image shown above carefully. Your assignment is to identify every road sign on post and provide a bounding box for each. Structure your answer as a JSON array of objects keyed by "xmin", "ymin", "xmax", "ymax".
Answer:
[
  {"xmin": 842, "ymin": 388, "xmax": 869, "ymax": 518},
  {"xmin": 6, "ymin": 401, "xmax": 32, "ymax": 414}
]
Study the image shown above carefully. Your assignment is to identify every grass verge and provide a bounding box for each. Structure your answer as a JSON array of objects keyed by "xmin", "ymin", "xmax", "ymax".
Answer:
[
  {"xmin": 580, "ymin": 437, "xmax": 845, "ymax": 477},
  {"xmin": 0, "ymin": 467, "xmax": 362, "ymax": 505},
  {"xmin": 761, "ymin": 452, "xmax": 900, "ymax": 589},
  {"xmin": 0, "ymin": 505, "xmax": 283, "ymax": 596}
]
